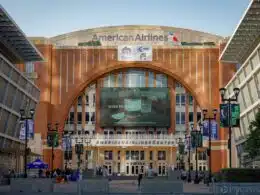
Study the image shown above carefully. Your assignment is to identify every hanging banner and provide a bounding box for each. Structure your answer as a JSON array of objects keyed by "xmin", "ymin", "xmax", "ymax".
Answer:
[
  {"xmin": 19, "ymin": 120, "xmax": 34, "ymax": 140},
  {"xmin": 47, "ymin": 132, "xmax": 59, "ymax": 147},
  {"xmin": 118, "ymin": 45, "xmax": 152, "ymax": 61},
  {"xmin": 191, "ymin": 131, "xmax": 203, "ymax": 148},
  {"xmin": 62, "ymin": 135, "xmax": 72, "ymax": 151},
  {"xmin": 220, "ymin": 104, "xmax": 240, "ymax": 127},
  {"xmin": 203, "ymin": 120, "xmax": 218, "ymax": 140}
]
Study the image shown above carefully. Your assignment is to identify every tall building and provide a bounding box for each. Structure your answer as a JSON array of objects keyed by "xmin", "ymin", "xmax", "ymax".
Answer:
[
  {"xmin": 0, "ymin": 5, "xmax": 43, "ymax": 173},
  {"xmin": 220, "ymin": 0, "xmax": 260, "ymax": 168},
  {"xmin": 26, "ymin": 25, "xmax": 238, "ymax": 174}
]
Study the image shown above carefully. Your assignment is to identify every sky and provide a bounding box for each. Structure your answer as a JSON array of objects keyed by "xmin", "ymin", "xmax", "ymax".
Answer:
[{"xmin": 0, "ymin": 0, "xmax": 251, "ymax": 38}]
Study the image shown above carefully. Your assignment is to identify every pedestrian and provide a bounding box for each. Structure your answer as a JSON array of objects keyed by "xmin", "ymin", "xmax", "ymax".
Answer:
[{"xmin": 137, "ymin": 173, "xmax": 143, "ymax": 187}]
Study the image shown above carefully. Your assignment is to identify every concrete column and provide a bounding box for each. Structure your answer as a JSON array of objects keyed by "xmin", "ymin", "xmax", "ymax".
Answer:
[
  {"xmin": 185, "ymin": 90, "xmax": 189, "ymax": 134},
  {"xmin": 82, "ymin": 91, "xmax": 86, "ymax": 130},
  {"xmin": 121, "ymin": 148, "xmax": 125, "ymax": 173},
  {"xmin": 95, "ymin": 79, "xmax": 102, "ymax": 133},
  {"xmin": 193, "ymin": 98, "xmax": 197, "ymax": 129}
]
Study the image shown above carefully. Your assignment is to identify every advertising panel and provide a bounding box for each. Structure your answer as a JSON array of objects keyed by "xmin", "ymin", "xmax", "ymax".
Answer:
[
  {"xmin": 203, "ymin": 120, "xmax": 218, "ymax": 140},
  {"xmin": 47, "ymin": 132, "xmax": 59, "ymax": 147},
  {"xmin": 100, "ymin": 88, "xmax": 170, "ymax": 127},
  {"xmin": 62, "ymin": 135, "xmax": 72, "ymax": 151},
  {"xmin": 19, "ymin": 119, "xmax": 34, "ymax": 140},
  {"xmin": 220, "ymin": 104, "xmax": 240, "ymax": 127},
  {"xmin": 118, "ymin": 45, "xmax": 152, "ymax": 61},
  {"xmin": 191, "ymin": 131, "xmax": 203, "ymax": 148}
]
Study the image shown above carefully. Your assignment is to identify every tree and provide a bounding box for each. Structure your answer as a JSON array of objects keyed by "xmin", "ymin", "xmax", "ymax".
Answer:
[{"xmin": 245, "ymin": 110, "xmax": 260, "ymax": 159}]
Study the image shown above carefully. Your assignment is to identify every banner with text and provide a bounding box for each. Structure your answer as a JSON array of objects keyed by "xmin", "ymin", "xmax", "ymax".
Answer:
[
  {"xmin": 118, "ymin": 45, "xmax": 152, "ymax": 61},
  {"xmin": 19, "ymin": 119, "xmax": 34, "ymax": 140},
  {"xmin": 203, "ymin": 120, "xmax": 218, "ymax": 140},
  {"xmin": 100, "ymin": 88, "xmax": 170, "ymax": 127},
  {"xmin": 220, "ymin": 104, "xmax": 240, "ymax": 127}
]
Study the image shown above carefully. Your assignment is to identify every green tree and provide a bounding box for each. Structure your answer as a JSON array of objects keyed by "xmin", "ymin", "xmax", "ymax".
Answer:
[{"xmin": 245, "ymin": 110, "xmax": 260, "ymax": 159}]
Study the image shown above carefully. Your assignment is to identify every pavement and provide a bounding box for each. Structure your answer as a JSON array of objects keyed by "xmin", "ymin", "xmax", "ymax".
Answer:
[{"xmin": 0, "ymin": 178, "xmax": 214, "ymax": 194}]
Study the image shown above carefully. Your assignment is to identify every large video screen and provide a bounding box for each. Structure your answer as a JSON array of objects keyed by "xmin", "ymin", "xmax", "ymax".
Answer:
[{"xmin": 100, "ymin": 88, "xmax": 170, "ymax": 127}]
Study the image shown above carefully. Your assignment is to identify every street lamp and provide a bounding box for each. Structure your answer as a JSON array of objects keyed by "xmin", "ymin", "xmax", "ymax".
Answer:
[
  {"xmin": 219, "ymin": 87, "xmax": 240, "ymax": 168},
  {"xmin": 47, "ymin": 122, "xmax": 59, "ymax": 174},
  {"xmin": 191, "ymin": 122, "xmax": 202, "ymax": 184},
  {"xmin": 19, "ymin": 108, "xmax": 35, "ymax": 178},
  {"xmin": 202, "ymin": 109, "xmax": 218, "ymax": 183},
  {"xmin": 63, "ymin": 132, "xmax": 72, "ymax": 170},
  {"xmin": 185, "ymin": 131, "xmax": 192, "ymax": 182},
  {"xmin": 178, "ymin": 138, "xmax": 185, "ymax": 170},
  {"xmin": 85, "ymin": 134, "xmax": 91, "ymax": 170},
  {"xmin": 75, "ymin": 137, "xmax": 84, "ymax": 171}
]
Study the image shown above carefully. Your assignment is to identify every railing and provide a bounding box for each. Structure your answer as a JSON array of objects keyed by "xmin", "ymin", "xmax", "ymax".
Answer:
[{"xmin": 71, "ymin": 134, "xmax": 184, "ymax": 147}]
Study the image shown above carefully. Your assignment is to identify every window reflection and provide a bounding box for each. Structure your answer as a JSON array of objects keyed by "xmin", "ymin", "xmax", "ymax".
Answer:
[
  {"xmin": 125, "ymin": 70, "xmax": 145, "ymax": 87},
  {"xmin": 156, "ymin": 74, "xmax": 167, "ymax": 87},
  {"xmin": 148, "ymin": 72, "xmax": 154, "ymax": 87}
]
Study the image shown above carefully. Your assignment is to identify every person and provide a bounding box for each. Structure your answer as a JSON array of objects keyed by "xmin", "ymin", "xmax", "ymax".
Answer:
[{"xmin": 137, "ymin": 173, "xmax": 143, "ymax": 187}]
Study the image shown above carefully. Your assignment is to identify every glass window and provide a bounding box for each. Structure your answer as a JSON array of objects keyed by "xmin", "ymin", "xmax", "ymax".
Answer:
[
  {"xmin": 0, "ymin": 109, "xmax": 8, "ymax": 133},
  {"xmin": 85, "ymin": 112, "xmax": 90, "ymax": 123},
  {"xmin": 148, "ymin": 72, "xmax": 154, "ymax": 87},
  {"xmin": 2, "ymin": 62, "xmax": 12, "ymax": 77},
  {"xmin": 251, "ymin": 53, "xmax": 260, "ymax": 69},
  {"xmin": 77, "ymin": 113, "xmax": 82, "ymax": 124},
  {"xmin": 125, "ymin": 70, "xmax": 145, "ymax": 87},
  {"xmin": 6, "ymin": 114, "xmax": 18, "ymax": 136},
  {"xmin": 103, "ymin": 74, "xmax": 115, "ymax": 87},
  {"xmin": 248, "ymin": 78, "xmax": 258, "ymax": 103},
  {"xmin": 189, "ymin": 95, "xmax": 193, "ymax": 105},
  {"xmin": 181, "ymin": 94, "xmax": 186, "ymax": 105},
  {"xmin": 0, "ymin": 77, "xmax": 7, "ymax": 103},
  {"xmin": 25, "ymin": 62, "xmax": 34, "ymax": 73},
  {"xmin": 104, "ymin": 151, "xmax": 113, "ymax": 160},
  {"xmin": 91, "ymin": 112, "xmax": 95, "ymax": 122},
  {"xmin": 126, "ymin": 151, "xmax": 130, "ymax": 160},
  {"xmin": 197, "ymin": 112, "xmax": 202, "ymax": 122},
  {"xmin": 189, "ymin": 112, "xmax": 193, "ymax": 122},
  {"xmin": 86, "ymin": 95, "xmax": 89, "ymax": 105},
  {"xmin": 149, "ymin": 151, "xmax": 153, "ymax": 160},
  {"xmin": 156, "ymin": 74, "xmax": 167, "ymax": 87},
  {"xmin": 242, "ymin": 85, "xmax": 252, "ymax": 107},
  {"xmin": 244, "ymin": 62, "xmax": 252, "ymax": 76},
  {"xmin": 117, "ymin": 72, "xmax": 123, "ymax": 87},
  {"xmin": 5, "ymin": 84, "xmax": 16, "ymax": 108},
  {"xmin": 93, "ymin": 94, "xmax": 95, "ymax": 106},
  {"xmin": 176, "ymin": 112, "xmax": 180, "ymax": 124},
  {"xmin": 78, "ymin": 96, "xmax": 82, "ymax": 105},
  {"xmin": 176, "ymin": 94, "xmax": 180, "ymax": 106},
  {"xmin": 181, "ymin": 112, "xmax": 185, "ymax": 124},
  {"xmin": 158, "ymin": 151, "xmax": 166, "ymax": 160},
  {"xmin": 69, "ymin": 112, "xmax": 74, "ymax": 124},
  {"xmin": 11, "ymin": 70, "xmax": 20, "ymax": 83},
  {"xmin": 118, "ymin": 151, "xmax": 120, "ymax": 160},
  {"xmin": 140, "ymin": 151, "xmax": 144, "ymax": 160}
]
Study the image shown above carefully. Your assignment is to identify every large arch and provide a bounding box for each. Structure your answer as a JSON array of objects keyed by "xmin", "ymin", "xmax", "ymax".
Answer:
[{"xmin": 51, "ymin": 61, "xmax": 210, "ymax": 130}]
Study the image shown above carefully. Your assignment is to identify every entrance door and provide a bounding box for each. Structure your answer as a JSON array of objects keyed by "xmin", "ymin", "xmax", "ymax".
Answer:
[{"xmin": 158, "ymin": 163, "xmax": 167, "ymax": 176}]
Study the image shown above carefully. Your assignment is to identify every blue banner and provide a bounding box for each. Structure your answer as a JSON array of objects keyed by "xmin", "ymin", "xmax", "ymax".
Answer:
[
  {"xmin": 62, "ymin": 135, "xmax": 72, "ymax": 151},
  {"xmin": 203, "ymin": 120, "xmax": 218, "ymax": 140},
  {"xmin": 19, "ymin": 119, "xmax": 34, "ymax": 140}
]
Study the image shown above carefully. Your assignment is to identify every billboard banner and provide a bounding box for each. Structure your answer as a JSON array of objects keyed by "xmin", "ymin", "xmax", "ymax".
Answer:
[
  {"xmin": 19, "ymin": 119, "xmax": 34, "ymax": 140},
  {"xmin": 47, "ymin": 132, "xmax": 59, "ymax": 147},
  {"xmin": 220, "ymin": 104, "xmax": 240, "ymax": 127},
  {"xmin": 203, "ymin": 120, "xmax": 218, "ymax": 140},
  {"xmin": 191, "ymin": 131, "xmax": 203, "ymax": 148},
  {"xmin": 100, "ymin": 88, "xmax": 170, "ymax": 127},
  {"xmin": 118, "ymin": 45, "xmax": 152, "ymax": 61},
  {"xmin": 62, "ymin": 135, "xmax": 72, "ymax": 151}
]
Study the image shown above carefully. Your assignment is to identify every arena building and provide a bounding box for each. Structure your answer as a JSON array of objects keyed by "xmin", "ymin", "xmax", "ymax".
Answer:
[{"xmin": 19, "ymin": 24, "xmax": 240, "ymax": 176}]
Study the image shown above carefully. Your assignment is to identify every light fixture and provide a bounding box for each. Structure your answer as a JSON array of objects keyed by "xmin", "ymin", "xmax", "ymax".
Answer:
[
  {"xmin": 219, "ymin": 88, "xmax": 226, "ymax": 99},
  {"xmin": 47, "ymin": 123, "xmax": 51, "ymax": 130},
  {"xmin": 20, "ymin": 109, "xmax": 25, "ymax": 120},
  {"xmin": 233, "ymin": 88, "xmax": 240, "ymax": 98},
  {"xmin": 213, "ymin": 109, "xmax": 218, "ymax": 116},
  {"xmin": 202, "ymin": 109, "xmax": 208, "ymax": 116},
  {"xmin": 29, "ymin": 109, "xmax": 35, "ymax": 117},
  {"xmin": 190, "ymin": 123, "xmax": 194, "ymax": 130}
]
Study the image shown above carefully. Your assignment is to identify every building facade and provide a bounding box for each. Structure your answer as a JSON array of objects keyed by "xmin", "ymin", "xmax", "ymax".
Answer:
[
  {"xmin": 220, "ymin": 0, "xmax": 260, "ymax": 168},
  {"xmin": 24, "ymin": 25, "xmax": 239, "ymax": 174},
  {"xmin": 0, "ymin": 5, "xmax": 43, "ymax": 175}
]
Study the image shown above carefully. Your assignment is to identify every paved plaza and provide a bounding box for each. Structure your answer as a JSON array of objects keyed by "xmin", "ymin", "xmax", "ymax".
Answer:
[{"xmin": 0, "ymin": 178, "xmax": 213, "ymax": 195}]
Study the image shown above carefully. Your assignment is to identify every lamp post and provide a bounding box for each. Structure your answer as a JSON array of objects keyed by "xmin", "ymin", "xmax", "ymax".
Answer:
[
  {"xmin": 19, "ymin": 108, "xmax": 35, "ymax": 178},
  {"xmin": 63, "ymin": 133, "xmax": 71, "ymax": 170},
  {"xmin": 75, "ymin": 137, "xmax": 84, "ymax": 171},
  {"xmin": 202, "ymin": 109, "xmax": 218, "ymax": 183},
  {"xmin": 191, "ymin": 123, "xmax": 202, "ymax": 184},
  {"xmin": 178, "ymin": 138, "xmax": 185, "ymax": 170},
  {"xmin": 219, "ymin": 87, "xmax": 240, "ymax": 168},
  {"xmin": 85, "ymin": 135, "xmax": 91, "ymax": 170},
  {"xmin": 47, "ymin": 122, "xmax": 59, "ymax": 174},
  {"xmin": 185, "ymin": 132, "xmax": 192, "ymax": 182}
]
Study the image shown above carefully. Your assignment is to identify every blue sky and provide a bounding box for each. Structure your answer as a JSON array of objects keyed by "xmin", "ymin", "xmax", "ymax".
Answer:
[{"xmin": 0, "ymin": 0, "xmax": 250, "ymax": 37}]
